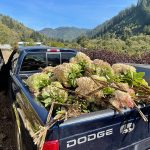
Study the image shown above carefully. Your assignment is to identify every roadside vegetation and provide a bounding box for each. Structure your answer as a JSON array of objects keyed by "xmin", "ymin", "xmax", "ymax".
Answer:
[{"xmin": 1, "ymin": 0, "xmax": 150, "ymax": 61}]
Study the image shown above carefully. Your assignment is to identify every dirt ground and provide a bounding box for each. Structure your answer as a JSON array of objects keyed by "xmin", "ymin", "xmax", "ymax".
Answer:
[
  {"xmin": 1, "ymin": 50, "xmax": 11, "ymax": 64},
  {"xmin": 0, "ymin": 50, "xmax": 16, "ymax": 150},
  {"xmin": 0, "ymin": 92, "xmax": 16, "ymax": 150}
]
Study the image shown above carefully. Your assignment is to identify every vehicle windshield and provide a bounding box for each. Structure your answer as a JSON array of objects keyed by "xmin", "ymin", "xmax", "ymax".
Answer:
[{"xmin": 20, "ymin": 52, "xmax": 76, "ymax": 72}]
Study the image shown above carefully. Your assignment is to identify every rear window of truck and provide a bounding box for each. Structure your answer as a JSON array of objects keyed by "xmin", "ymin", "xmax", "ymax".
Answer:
[
  {"xmin": 21, "ymin": 53, "xmax": 46, "ymax": 71},
  {"xmin": 61, "ymin": 52, "xmax": 76, "ymax": 63},
  {"xmin": 20, "ymin": 52, "xmax": 76, "ymax": 72},
  {"xmin": 47, "ymin": 53, "xmax": 61, "ymax": 66}
]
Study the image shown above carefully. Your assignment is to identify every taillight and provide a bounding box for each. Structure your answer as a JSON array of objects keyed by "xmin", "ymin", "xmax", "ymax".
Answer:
[
  {"xmin": 47, "ymin": 49, "xmax": 60, "ymax": 52},
  {"xmin": 42, "ymin": 140, "xmax": 59, "ymax": 150}
]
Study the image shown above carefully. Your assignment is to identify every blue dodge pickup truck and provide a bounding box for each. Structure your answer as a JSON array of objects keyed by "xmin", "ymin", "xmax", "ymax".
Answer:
[{"xmin": 8, "ymin": 46, "xmax": 150, "ymax": 150}]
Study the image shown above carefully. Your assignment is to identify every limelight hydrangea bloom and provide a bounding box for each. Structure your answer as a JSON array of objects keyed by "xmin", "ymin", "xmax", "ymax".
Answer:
[
  {"xmin": 42, "ymin": 66, "xmax": 54, "ymax": 74},
  {"xmin": 26, "ymin": 73, "xmax": 50, "ymax": 93},
  {"xmin": 75, "ymin": 77, "xmax": 103, "ymax": 102},
  {"xmin": 117, "ymin": 83, "xmax": 129, "ymax": 91},
  {"xmin": 70, "ymin": 52, "xmax": 92, "ymax": 68},
  {"xmin": 93, "ymin": 59, "xmax": 111, "ymax": 69},
  {"xmin": 91, "ymin": 75, "xmax": 107, "ymax": 82},
  {"xmin": 41, "ymin": 81, "xmax": 68, "ymax": 107},
  {"xmin": 112, "ymin": 63, "xmax": 136, "ymax": 74},
  {"xmin": 86, "ymin": 59, "xmax": 114, "ymax": 77},
  {"xmin": 53, "ymin": 63, "xmax": 82, "ymax": 87},
  {"xmin": 113, "ymin": 90, "xmax": 134, "ymax": 109}
]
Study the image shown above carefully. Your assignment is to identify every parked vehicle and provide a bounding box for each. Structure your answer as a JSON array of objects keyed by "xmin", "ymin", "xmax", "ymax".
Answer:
[{"xmin": 8, "ymin": 46, "xmax": 150, "ymax": 150}]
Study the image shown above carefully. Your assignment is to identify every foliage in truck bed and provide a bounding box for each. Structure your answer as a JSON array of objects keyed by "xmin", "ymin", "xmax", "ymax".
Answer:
[{"xmin": 25, "ymin": 52, "xmax": 150, "ymax": 121}]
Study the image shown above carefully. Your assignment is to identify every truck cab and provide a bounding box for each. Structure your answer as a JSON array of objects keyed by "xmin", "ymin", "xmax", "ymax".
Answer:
[{"xmin": 11, "ymin": 46, "xmax": 77, "ymax": 77}]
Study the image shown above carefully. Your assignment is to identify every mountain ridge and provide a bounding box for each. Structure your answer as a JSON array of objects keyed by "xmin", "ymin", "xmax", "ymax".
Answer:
[{"xmin": 39, "ymin": 27, "xmax": 90, "ymax": 41}]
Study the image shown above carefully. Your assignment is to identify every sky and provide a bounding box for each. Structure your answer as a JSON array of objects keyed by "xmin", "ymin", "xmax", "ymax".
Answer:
[{"xmin": 0, "ymin": 0, "xmax": 138, "ymax": 30}]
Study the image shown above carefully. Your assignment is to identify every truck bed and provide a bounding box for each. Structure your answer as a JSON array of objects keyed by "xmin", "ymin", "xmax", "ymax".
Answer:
[
  {"xmin": 12, "ymin": 70, "xmax": 150, "ymax": 150},
  {"xmin": 57, "ymin": 104, "xmax": 150, "ymax": 150}
]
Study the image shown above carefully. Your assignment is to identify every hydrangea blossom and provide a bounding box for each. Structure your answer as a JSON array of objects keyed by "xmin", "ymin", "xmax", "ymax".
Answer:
[
  {"xmin": 41, "ymin": 82, "xmax": 68, "ymax": 107},
  {"xmin": 112, "ymin": 63, "xmax": 136, "ymax": 74},
  {"xmin": 53, "ymin": 63, "xmax": 82, "ymax": 87},
  {"xmin": 26, "ymin": 73, "xmax": 50, "ymax": 93},
  {"xmin": 75, "ymin": 77, "xmax": 103, "ymax": 102}
]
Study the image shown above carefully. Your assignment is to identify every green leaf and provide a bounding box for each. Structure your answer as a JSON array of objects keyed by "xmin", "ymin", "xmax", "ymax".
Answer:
[
  {"xmin": 42, "ymin": 97, "xmax": 52, "ymax": 107},
  {"xmin": 133, "ymin": 72, "xmax": 145, "ymax": 79},
  {"xmin": 103, "ymin": 87, "xmax": 115, "ymax": 95}
]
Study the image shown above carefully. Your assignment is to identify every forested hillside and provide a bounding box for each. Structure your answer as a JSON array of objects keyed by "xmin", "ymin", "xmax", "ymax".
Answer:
[
  {"xmin": 0, "ymin": 14, "xmax": 52, "ymax": 46},
  {"xmin": 73, "ymin": 0, "xmax": 150, "ymax": 54},
  {"xmin": 39, "ymin": 27, "xmax": 89, "ymax": 41},
  {"xmin": 86, "ymin": 0, "xmax": 150, "ymax": 39}
]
